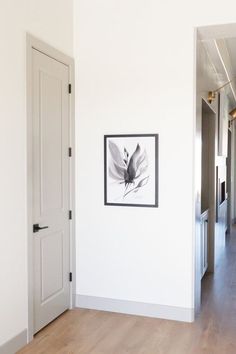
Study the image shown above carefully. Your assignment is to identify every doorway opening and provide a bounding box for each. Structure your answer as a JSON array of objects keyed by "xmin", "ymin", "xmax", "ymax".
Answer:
[{"xmin": 195, "ymin": 23, "xmax": 236, "ymax": 315}]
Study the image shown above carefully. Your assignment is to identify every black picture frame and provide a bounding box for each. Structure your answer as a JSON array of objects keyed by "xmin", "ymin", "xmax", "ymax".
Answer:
[{"xmin": 104, "ymin": 134, "xmax": 159, "ymax": 207}]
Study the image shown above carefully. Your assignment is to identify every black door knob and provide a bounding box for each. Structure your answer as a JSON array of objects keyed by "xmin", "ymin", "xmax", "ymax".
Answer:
[{"xmin": 33, "ymin": 223, "xmax": 49, "ymax": 233}]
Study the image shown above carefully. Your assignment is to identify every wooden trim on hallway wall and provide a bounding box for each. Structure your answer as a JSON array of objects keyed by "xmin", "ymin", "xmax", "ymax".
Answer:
[
  {"xmin": 0, "ymin": 329, "xmax": 27, "ymax": 354},
  {"xmin": 26, "ymin": 33, "xmax": 76, "ymax": 342},
  {"xmin": 76, "ymin": 295, "xmax": 194, "ymax": 323}
]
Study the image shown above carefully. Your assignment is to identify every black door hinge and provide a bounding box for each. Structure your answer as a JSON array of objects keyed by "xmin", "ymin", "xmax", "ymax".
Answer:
[
  {"xmin": 68, "ymin": 147, "xmax": 72, "ymax": 157},
  {"xmin": 69, "ymin": 272, "xmax": 72, "ymax": 282},
  {"xmin": 68, "ymin": 84, "xmax": 72, "ymax": 94},
  {"xmin": 69, "ymin": 210, "xmax": 72, "ymax": 220}
]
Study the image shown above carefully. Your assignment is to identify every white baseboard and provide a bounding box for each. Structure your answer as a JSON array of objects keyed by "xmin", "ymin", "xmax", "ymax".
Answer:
[
  {"xmin": 72, "ymin": 293, "xmax": 76, "ymax": 308},
  {"xmin": 76, "ymin": 295, "xmax": 194, "ymax": 323},
  {"xmin": 0, "ymin": 329, "xmax": 27, "ymax": 354}
]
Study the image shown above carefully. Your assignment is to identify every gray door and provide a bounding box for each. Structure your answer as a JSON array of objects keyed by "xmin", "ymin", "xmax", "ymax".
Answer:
[{"xmin": 32, "ymin": 48, "xmax": 70, "ymax": 333}]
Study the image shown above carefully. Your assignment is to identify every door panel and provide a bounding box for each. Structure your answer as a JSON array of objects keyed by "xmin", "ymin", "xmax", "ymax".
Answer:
[
  {"xmin": 40, "ymin": 71, "xmax": 63, "ymax": 213},
  {"xmin": 32, "ymin": 48, "xmax": 70, "ymax": 333},
  {"xmin": 41, "ymin": 232, "xmax": 64, "ymax": 302}
]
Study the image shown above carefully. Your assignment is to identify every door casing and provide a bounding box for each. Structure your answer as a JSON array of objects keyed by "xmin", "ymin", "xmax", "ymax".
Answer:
[{"xmin": 26, "ymin": 34, "xmax": 75, "ymax": 341}]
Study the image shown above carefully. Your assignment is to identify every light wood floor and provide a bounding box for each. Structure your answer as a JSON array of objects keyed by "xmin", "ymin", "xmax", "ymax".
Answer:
[{"xmin": 18, "ymin": 229, "xmax": 236, "ymax": 354}]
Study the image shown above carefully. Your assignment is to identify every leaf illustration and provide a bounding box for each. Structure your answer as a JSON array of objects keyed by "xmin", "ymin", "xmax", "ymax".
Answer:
[
  {"xmin": 136, "ymin": 176, "xmax": 149, "ymax": 188},
  {"xmin": 109, "ymin": 166, "xmax": 124, "ymax": 181},
  {"xmin": 109, "ymin": 141, "xmax": 125, "ymax": 168},
  {"xmin": 123, "ymin": 148, "xmax": 129, "ymax": 165},
  {"xmin": 136, "ymin": 150, "xmax": 148, "ymax": 170},
  {"xmin": 113, "ymin": 161, "xmax": 126, "ymax": 178},
  {"xmin": 126, "ymin": 144, "xmax": 141, "ymax": 182},
  {"xmin": 123, "ymin": 176, "xmax": 149, "ymax": 197},
  {"xmin": 135, "ymin": 164, "xmax": 148, "ymax": 179}
]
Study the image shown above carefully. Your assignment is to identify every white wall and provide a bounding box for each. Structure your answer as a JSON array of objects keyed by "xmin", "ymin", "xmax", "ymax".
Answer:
[
  {"xmin": 0, "ymin": 0, "xmax": 73, "ymax": 346},
  {"xmin": 74, "ymin": 0, "xmax": 236, "ymax": 315},
  {"xmin": 74, "ymin": 0, "xmax": 194, "ymax": 311}
]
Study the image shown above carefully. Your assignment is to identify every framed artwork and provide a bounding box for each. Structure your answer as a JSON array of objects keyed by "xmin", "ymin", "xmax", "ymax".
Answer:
[{"xmin": 104, "ymin": 134, "xmax": 158, "ymax": 207}]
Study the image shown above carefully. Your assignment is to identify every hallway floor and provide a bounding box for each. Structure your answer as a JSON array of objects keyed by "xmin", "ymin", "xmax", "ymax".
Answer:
[{"xmin": 18, "ymin": 229, "xmax": 236, "ymax": 354}]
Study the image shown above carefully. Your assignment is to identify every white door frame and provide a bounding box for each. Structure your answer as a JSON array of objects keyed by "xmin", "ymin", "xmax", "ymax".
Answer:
[{"xmin": 26, "ymin": 34, "xmax": 75, "ymax": 341}]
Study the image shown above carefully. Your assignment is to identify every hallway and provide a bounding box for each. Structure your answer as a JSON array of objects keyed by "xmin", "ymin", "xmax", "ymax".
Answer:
[{"xmin": 18, "ymin": 228, "xmax": 236, "ymax": 354}]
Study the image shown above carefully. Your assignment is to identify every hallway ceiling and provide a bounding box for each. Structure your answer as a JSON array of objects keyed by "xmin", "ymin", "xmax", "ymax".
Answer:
[
  {"xmin": 203, "ymin": 37, "xmax": 236, "ymax": 109},
  {"xmin": 225, "ymin": 38, "xmax": 236, "ymax": 76}
]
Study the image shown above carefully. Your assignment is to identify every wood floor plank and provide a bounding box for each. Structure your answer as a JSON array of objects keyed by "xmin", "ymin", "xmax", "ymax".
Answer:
[{"xmin": 18, "ymin": 229, "xmax": 236, "ymax": 354}]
